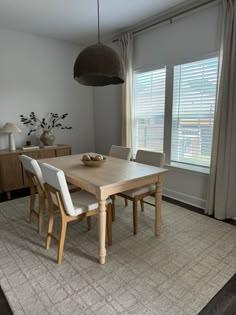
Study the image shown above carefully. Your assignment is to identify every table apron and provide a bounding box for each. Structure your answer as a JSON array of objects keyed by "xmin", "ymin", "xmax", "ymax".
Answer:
[{"xmin": 99, "ymin": 173, "xmax": 163, "ymax": 200}]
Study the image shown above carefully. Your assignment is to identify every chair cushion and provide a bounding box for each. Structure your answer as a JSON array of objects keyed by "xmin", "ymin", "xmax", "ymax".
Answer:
[
  {"xmin": 20, "ymin": 155, "xmax": 45, "ymax": 190},
  {"xmin": 41, "ymin": 163, "xmax": 111, "ymax": 217},
  {"xmin": 122, "ymin": 184, "xmax": 155, "ymax": 198},
  {"xmin": 41, "ymin": 163, "xmax": 75, "ymax": 215},
  {"xmin": 51, "ymin": 190, "xmax": 111, "ymax": 216},
  {"xmin": 136, "ymin": 150, "xmax": 165, "ymax": 167},
  {"xmin": 71, "ymin": 191, "xmax": 111, "ymax": 216},
  {"xmin": 109, "ymin": 145, "xmax": 131, "ymax": 160}
]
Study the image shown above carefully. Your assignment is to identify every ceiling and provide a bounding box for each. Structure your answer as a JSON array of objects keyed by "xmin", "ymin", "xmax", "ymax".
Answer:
[{"xmin": 0, "ymin": 0, "xmax": 191, "ymax": 46}]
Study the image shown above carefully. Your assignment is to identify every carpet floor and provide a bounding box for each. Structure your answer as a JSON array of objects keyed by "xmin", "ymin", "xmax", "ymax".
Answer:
[{"xmin": 0, "ymin": 196, "xmax": 236, "ymax": 315}]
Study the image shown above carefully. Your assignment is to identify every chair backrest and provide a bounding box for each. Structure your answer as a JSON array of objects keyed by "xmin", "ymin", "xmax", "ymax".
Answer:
[
  {"xmin": 19, "ymin": 155, "xmax": 45, "ymax": 190},
  {"xmin": 109, "ymin": 145, "xmax": 131, "ymax": 160},
  {"xmin": 136, "ymin": 150, "xmax": 165, "ymax": 168},
  {"xmin": 40, "ymin": 163, "xmax": 75, "ymax": 216}
]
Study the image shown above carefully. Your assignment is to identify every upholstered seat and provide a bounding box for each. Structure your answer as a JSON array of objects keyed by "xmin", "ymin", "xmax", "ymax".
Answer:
[
  {"xmin": 113, "ymin": 150, "xmax": 165, "ymax": 235},
  {"xmin": 69, "ymin": 190, "xmax": 106, "ymax": 214},
  {"xmin": 40, "ymin": 163, "xmax": 112, "ymax": 264},
  {"xmin": 109, "ymin": 145, "xmax": 131, "ymax": 220},
  {"xmin": 19, "ymin": 155, "xmax": 78, "ymax": 233},
  {"xmin": 122, "ymin": 184, "xmax": 156, "ymax": 198}
]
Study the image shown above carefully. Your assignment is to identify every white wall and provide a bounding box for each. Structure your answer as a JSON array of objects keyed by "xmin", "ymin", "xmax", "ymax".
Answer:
[
  {"xmin": 0, "ymin": 29, "xmax": 95, "ymax": 153},
  {"xmin": 94, "ymin": 84, "xmax": 122, "ymax": 154},
  {"xmin": 93, "ymin": 3, "xmax": 222, "ymax": 208}
]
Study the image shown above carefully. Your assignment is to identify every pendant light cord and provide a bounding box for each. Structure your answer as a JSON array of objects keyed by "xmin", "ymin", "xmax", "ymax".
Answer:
[{"xmin": 97, "ymin": 0, "xmax": 101, "ymax": 43}]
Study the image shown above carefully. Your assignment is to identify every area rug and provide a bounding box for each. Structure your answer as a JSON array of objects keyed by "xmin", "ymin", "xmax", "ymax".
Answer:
[{"xmin": 0, "ymin": 196, "xmax": 235, "ymax": 315}]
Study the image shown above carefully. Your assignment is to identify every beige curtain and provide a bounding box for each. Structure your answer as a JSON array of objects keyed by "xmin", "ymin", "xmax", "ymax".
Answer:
[
  {"xmin": 206, "ymin": 0, "xmax": 236, "ymax": 219},
  {"xmin": 118, "ymin": 33, "xmax": 133, "ymax": 149}
]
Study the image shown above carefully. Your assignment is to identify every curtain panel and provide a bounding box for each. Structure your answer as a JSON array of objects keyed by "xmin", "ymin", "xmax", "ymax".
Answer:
[
  {"xmin": 207, "ymin": 0, "xmax": 236, "ymax": 219},
  {"xmin": 118, "ymin": 33, "xmax": 133, "ymax": 150}
]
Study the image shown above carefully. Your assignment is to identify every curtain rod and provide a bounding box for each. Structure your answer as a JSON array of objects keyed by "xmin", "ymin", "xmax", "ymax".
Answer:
[{"xmin": 113, "ymin": 0, "xmax": 218, "ymax": 43}]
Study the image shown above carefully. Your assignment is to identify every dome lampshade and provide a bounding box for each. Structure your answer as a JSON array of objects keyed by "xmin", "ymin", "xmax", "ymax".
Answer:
[
  {"xmin": 73, "ymin": 0, "xmax": 125, "ymax": 87},
  {"xmin": 74, "ymin": 43, "xmax": 125, "ymax": 86}
]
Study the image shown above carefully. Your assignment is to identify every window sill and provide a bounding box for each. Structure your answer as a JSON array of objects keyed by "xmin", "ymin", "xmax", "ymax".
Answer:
[{"xmin": 166, "ymin": 162, "xmax": 210, "ymax": 174}]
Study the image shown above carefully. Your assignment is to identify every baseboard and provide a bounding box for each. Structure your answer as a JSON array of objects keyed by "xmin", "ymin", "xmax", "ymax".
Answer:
[{"xmin": 163, "ymin": 188, "xmax": 206, "ymax": 209}]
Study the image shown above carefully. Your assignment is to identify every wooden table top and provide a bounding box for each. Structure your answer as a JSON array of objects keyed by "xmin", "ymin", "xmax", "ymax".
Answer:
[{"xmin": 39, "ymin": 153, "xmax": 167, "ymax": 199}]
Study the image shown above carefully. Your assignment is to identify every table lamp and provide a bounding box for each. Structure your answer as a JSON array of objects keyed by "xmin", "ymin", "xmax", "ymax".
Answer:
[{"xmin": 0, "ymin": 122, "xmax": 22, "ymax": 151}]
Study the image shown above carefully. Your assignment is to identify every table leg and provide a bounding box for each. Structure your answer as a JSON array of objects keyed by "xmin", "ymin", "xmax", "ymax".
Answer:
[
  {"xmin": 155, "ymin": 177, "xmax": 163, "ymax": 236},
  {"xmin": 98, "ymin": 199, "xmax": 107, "ymax": 264}
]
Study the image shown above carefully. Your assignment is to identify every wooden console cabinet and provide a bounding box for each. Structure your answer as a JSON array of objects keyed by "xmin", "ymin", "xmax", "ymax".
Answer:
[{"xmin": 0, "ymin": 144, "xmax": 71, "ymax": 199}]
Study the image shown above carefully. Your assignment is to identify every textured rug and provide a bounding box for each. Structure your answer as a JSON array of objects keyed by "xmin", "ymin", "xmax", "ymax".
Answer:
[{"xmin": 0, "ymin": 196, "xmax": 236, "ymax": 315}]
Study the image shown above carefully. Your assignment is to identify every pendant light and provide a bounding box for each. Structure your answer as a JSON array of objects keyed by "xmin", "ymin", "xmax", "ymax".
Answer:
[{"xmin": 74, "ymin": 0, "xmax": 125, "ymax": 86}]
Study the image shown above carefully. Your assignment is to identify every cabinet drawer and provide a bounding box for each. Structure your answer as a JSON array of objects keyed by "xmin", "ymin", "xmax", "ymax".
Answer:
[
  {"xmin": 38, "ymin": 149, "xmax": 55, "ymax": 159},
  {"xmin": 22, "ymin": 151, "xmax": 40, "ymax": 159},
  {"xmin": 56, "ymin": 147, "xmax": 71, "ymax": 157}
]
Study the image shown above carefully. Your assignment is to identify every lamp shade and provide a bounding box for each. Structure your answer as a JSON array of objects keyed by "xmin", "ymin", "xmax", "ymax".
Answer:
[
  {"xmin": 74, "ymin": 43, "xmax": 125, "ymax": 86},
  {"xmin": 0, "ymin": 122, "xmax": 22, "ymax": 134}
]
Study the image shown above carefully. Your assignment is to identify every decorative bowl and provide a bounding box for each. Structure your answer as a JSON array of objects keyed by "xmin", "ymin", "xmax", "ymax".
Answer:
[{"xmin": 81, "ymin": 157, "xmax": 107, "ymax": 167}]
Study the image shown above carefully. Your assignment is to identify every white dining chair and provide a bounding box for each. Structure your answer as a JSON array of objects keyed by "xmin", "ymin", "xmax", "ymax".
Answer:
[
  {"xmin": 19, "ymin": 155, "xmax": 78, "ymax": 234},
  {"xmin": 109, "ymin": 145, "xmax": 131, "ymax": 160},
  {"xmin": 40, "ymin": 163, "xmax": 112, "ymax": 264},
  {"xmin": 19, "ymin": 155, "xmax": 46, "ymax": 234},
  {"xmin": 109, "ymin": 145, "xmax": 131, "ymax": 220},
  {"xmin": 113, "ymin": 150, "xmax": 165, "ymax": 234}
]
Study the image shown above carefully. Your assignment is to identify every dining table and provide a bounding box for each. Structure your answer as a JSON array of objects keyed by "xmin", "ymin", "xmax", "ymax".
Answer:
[{"xmin": 39, "ymin": 153, "xmax": 167, "ymax": 264}]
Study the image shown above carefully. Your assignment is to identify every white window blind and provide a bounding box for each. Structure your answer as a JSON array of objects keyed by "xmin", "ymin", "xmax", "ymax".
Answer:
[
  {"xmin": 132, "ymin": 68, "xmax": 166, "ymax": 157},
  {"xmin": 171, "ymin": 57, "xmax": 218, "ymax": 168}
]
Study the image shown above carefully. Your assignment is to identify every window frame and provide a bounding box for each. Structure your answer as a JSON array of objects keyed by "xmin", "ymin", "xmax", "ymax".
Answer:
[
  {"xmin": 132, "ymin": 65, "xmax": 167, "ymax": 158},
  {"xmin": 169, "ymin": 54, "xmax": 219, "ymax": 171},
  {"xmin": 132, "ymin": 52, "xmax": 219, "ymax": 174}
]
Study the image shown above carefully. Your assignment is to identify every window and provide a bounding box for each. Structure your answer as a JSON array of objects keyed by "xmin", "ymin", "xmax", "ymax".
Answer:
[
  {"xmin": 132, "ymin": 57, "xmax": 219, "ymax": 171},
  {"xmin": 171, "ymin": 57, "xmax": 218, "ymax": 168},
  {"xmin": 132, "ymin": 68, "xmax": 166, "ymax": 157}
]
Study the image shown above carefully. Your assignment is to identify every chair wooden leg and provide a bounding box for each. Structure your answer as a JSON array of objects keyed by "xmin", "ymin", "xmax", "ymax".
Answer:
[
  {"xmin": 57, "ymin": 220, "xmax": 67, "ymax": 265},
  {"xmin": 106, "ymin": 204, "xmax": 112, "ymax": 246},
  {"xmin": 87, "ymin": 216, "xmax": 92, "ymax": 230},
  {"xmin": 111, "ymin": 195, "xmax": 115, "ymax": 221},
  {"xmin": 125, "ymin": 198, "xmax": 128, "ymax": 206},
  {"xmin": 46, "ymin": 207, "xmax": 54, "ymax": 250},
  {"xmin": 140, "ymin": 199, "xmax": 144, "ymax": 212},
  {"xmin": 38, "ymin": 195, "xmax": 44, "ymax": 234},
  {"xmin": 29, "ymin": 190, "xmax": 35, "ymax": 224},
  {"xmin": 133, "ymin": 200, "xmax": 138, "ymax": 235}
]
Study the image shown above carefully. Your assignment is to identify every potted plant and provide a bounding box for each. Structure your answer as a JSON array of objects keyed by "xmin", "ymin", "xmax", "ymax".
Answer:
[{"xmin": 20, "ymin": 112, "xmax": 72, "ymax": 146}]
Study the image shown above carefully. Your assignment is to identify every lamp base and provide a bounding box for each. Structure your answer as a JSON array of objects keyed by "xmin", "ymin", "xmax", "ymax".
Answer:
[{"xmin": 9, "ymin": 133, "xmax": 16, "ymax": 151}]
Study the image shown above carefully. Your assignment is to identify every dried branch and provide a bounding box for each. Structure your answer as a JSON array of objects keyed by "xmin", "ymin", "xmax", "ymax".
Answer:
[{"xmin": 20, "ymin": 112, "xmax": 72, "ymax": 135}]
